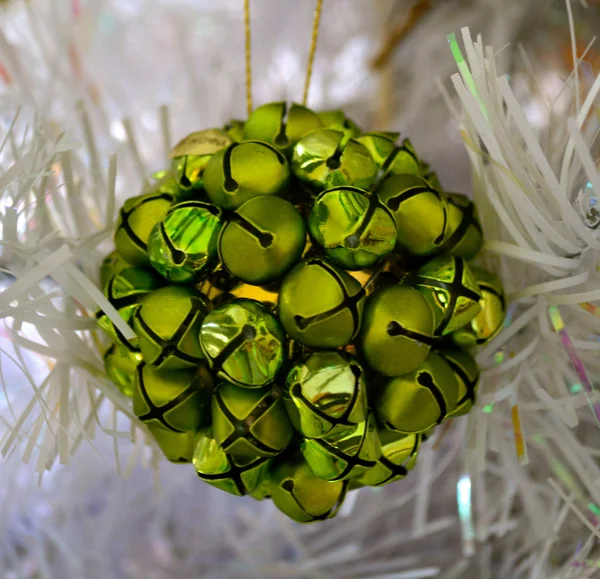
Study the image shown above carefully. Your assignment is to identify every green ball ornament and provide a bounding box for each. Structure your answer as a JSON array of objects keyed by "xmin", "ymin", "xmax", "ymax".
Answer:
[
  {"xmin": 133, "ymin": 362, "xmax": 214, "ymax": 433},
  {"xmin": 292, "ymin": 129, "xmax": 378, "ymax": 194},
  {"xmin": 377, "ymin": 174, "xmax": 449, "ymax": 256},
  {"xmin": 300, "ymin": 412, "xmax": 381, "ymax": 481},
  {"xmin": 103, "ymin": 344, "xmax": 143, "ymax": 398},
  {"xmin": 308, "ymin": 186, "xmax": 396, "ymax": 270},
  {"xmin": 211, "ymin": 381, "xmax": 293, "ymax": 457},
  {"xmin": 243, "ymin": 101, "xmax": 323, "ymax": 155},
  {"xmin": 278, "ymin": 259, "xmax": 365, "ymax": 349},
  {"xmin": 169, "ymin": 129, "xmax": 233, "ymax": 193},
  {"xmin": 317, "ymin": 110, "xmax": 362, "ymax": 138},
  {"xmin": 375, "ymin": 352, "xmax": 459, "ymax": 434},
  {"xmin": 96, "ymin": 266, "xmax": 162, "ymax": 350},
  {"xmin": 133, "ymin": 286, "xmax": 210, "ymax": 371},
  {"xmin": 354, "ymin": 429, "xmax": 422, "ymax": 487},
  {"xmin": 283, "ymin": 350, "xmax": 368, "ymax": 439},
  {"xmin": 440, "ymin": 348, "xmax": 480, "ymax": 418},
  {"xmin": 451, "ymin": 267, "xmax": 506, "ymax": 347},
  {"xmin": 99, "ymin": 250, "xmax": 128, "ymax": 292},
  {"xmin": 200, "ymin": 298, "xmax": 286, "ymax": 388},
  {"xmin": 268, "ymin": 454, "xmax": 347, "ymax": 523},
  {"xmin": 193, "ymin": 429, "xmax": 271, "ymax": 496},
  {"xmin": 406, "ymin": 254, "xmax": 482, "ymax": 336},
  {"xmin": 437, "ymin": 193, "xmax": 483, "ymax": 261},
  {"xmin": 148, "ymin": 427, "xmax": 198, "ymax": 463},
  {"xmin": 203, "ymin": 141, "xmax": 291, "ymax": 210},
  {"xmin": 114, "ymin": 191, "xmax": 175, "ymax": 267},
  {"xmin": 359, "ymin": 284, "xmax": 435, "ymax": 377},
  {"xmin": 147, "ymin": 200, "xmax": 224, "ymax": 283},
  {"xmin": 218, "ymin": 196, "xmax": 306, "ymax": 286}
]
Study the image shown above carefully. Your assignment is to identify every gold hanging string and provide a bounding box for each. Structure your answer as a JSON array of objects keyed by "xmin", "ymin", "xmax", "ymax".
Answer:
[
  {"xmin": 302, "ymin": 0, "xmax": 324, "ymax": 106},
  {"xmin": 244, "ymin": 0, "xmax": 253, "ymax": 116}
]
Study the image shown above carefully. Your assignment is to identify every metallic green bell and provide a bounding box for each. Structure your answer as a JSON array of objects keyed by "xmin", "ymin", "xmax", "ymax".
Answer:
[
  {"xmin": 148, "ymin": 426, "xmax": 197, "ymax": 463},
  {"xmin": 268, "ymin": 453, "xmax": 347, "ymax": 523},
  {"xmin": 133, "ymin": 286, "xmax": 210, "ymax": 371},
  {"xmin": 114, "ymin": 191, "xmax": 175, "ymax": 267},
  {"xmin": 218, "ymin": 196, "xmax": 306, "ymax": 286},
  {"xmin": 405, "ymin": 254, "xmax": 482, "ymax": 336},
  {"xmin": 147, "ymin": 200, "xmax": 224, "ymax": 284},
  {"xmin": 99, "ymin": 250, "xmax": 128, "ymax": 292},
  {"xmin": 193, "ymin": 429, "xmax": 272, "ymax": 496},
  {"xmin": 278, "ymin": 259, "xmax": 365, "ymax": 349},
  {"xmin": 375, "ymin": 352, "xmax": 459, "ymax": 434},
  {"xmin": 451, "ymin": 267, "xmax": 506, "ymax": 347},
  {"xmin": 308, "ymin": 186, "xmax": 396, "ymax": 270},
  {"xmin": 224, "ymin": 119, "xmax": 245, "ymax": 142},
  {"xmin": 203, "ymin": 141, "xmax": 291, "ymax": 210},
  {"xmin": 96, "ymin": 266, "xmax": 163, "ymax": 350},
  {"xmin": 283, "ymin": 350, "xmax": 368, "ymax": 439},
  {"xmin": 356, "ymin": 133, "xmax": 423, "ymax": 177},
  {"xmin": 200, "ymin": 298, "xmax": 286, "ymax": 388},
  {"xmin": 104, "ymin": 343, "xmax": 143, "ymax": 398},
  {"xmin": 243, "ymin": 101, "xmax": 323, "ymax": 156},
  {"xmin": 169, "ymin": 129, "xmax": 233, "ymax": 193},
  {"xmin": 292, "ymin": 129, "xmax": 378, "ymax": 194},
  {"xmin": 359, "ymin": 284, "xmax": 435, "ymax": 377},
  {"xmin": 211, "ymin": 381, "xmax": 293, "ymax": 457},
  {"xmin": 317, "ymin": 110, "xmax": 362, "ymax": 138},
  {"xmin": 440, "ymin": 348, "xmax": 480, "ymax": 418},
  {"xmin": 436, "ymin": 193, "xmax": 483, "ymax": 261},
  {"xmin": 354, "ymin": 429, "xmax": 422, "ymax": 487},
  {"xmin": 133, "ymin": 362, "xmax": 214, "ymax": 433},
  {"xmin": 377, "ymin": 174, "xmax": 449, "ymax": 256},
  {"xmin": 300, "ymin": 412, "xmax": 381, "ymax": 481}
]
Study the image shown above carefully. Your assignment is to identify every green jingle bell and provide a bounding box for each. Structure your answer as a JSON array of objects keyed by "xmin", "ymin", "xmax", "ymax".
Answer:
[
  {"xmin": 377, "ymin": 174, "xmax": 449, "ymax": 256},
  {"xmin": 133, "ymin": 362, "xmax": 214, "ymax": 434},
  {"xmin": 114, "ymin": 191, "xmax": 175, "ymax": 267},
  {"xmin": 243, "ymin": 101, "xmax": 323, "ymax": 156},
  {"xmin": 224, "ymin": 119, "xmax": 245, "ymax": 143},
  {"xmin": 451, "ymin": 267, "xmax": 506, "ymax": 347},
  {"xmin": 96, "ymin": 266, "xmax": 163, "ymax": 350},
  {"xmin": 218, "ymin": 196, "xmax": 306, "ymax": 286},
  {"xmin": 278, "ymin": 259, "xmax": 365, "ymax": 349},
  {"xmin": 203, "ymin": 141, "xmax": 291, "ymax": 210},
  {"xmin": 354, "ymin": 429, "xmax": 422, "ymax": 487},
  {"xmin": 148, "ymin": 427, "xmax": 197, "ymax": 463},
  {"xmin": 405, "ymin": 254, "xmax": 482, "ymax": 336},
  {"xmin": 440, "ymin": 348, "xmax": 480, "ymax": 418},
  {"xmin": 99, "ymin": 250, "xmax": 128, "ymax": 292},
  {"xmin": 300, "ymin": 412, "xmax": 381, "ymax": 482},
  {"xmin": 317, "ymin": 110, "xmax": 362, "ymax": 138},
  {"xmin": 375, "ymin": 352, "xmax": 459, "ymax": 434},
  {"xmin": 147, "ymin": 200, "xmax": 224, "ymax": 284},
  {"xmin": 283, "ymin": 350, "xmax": 368, "ymax": 439},
  {"xmin": 103, "ymin": 343, "xmax": 143, "ymax": 398},
  {"xmin": 292, "ymin": 128, "xmax": 378, "ymax": 194},
  {"xmin": 133, "ymin": 286, "xmax": 210, "ymax": 371},
  {"xmin": 200, "ymin": 298, "xmax": 286, "ymax": 388},
  {"xmin": 308, "ymin": 186, "xmax": 396, "ymax": 270},
  {"xmin": 268, "ymin": 453, "xmax": 347, "ymax": 523},
  {"xmin": 437, "ymin": 193, "xmax": 483, "ymax": 261},
  {"xmin": 212, "ymin": 381, "xmax": 293, "ymax": 457},
  {"xmin": 193, "ymin": 429, "xmax": 272, "ymax": 496},
  {"xmin": 169, "ymin": 129, "xmax": 233, "ymax": 193},
  {"xmin": 356, "ymin": 133, "xmax": 423, "ymax": 179},
  {"xmin": 359, "ymin": 284, "xmax": 435, "ymax": 377}
]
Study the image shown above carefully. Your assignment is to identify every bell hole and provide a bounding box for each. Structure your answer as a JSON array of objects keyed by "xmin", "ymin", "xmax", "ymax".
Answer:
[
  {"xmin": 242, "ymin": 324, "xmax": 257, "ymax": 341},
  {"xmin": 281, "ymin": 479, "xmax": 295, "ymax": 492},
  {"xmin": 291, "ymin": 383, "xmax": 303, "ymax": 397},
  {"xmin": 274, "ymin": 134, "xmax": 289, "ymax": 147},
  {"xmin": 326, "ymin": 156, "xmax": 341, "ymax": 170},
  {"xmin": 386, "ymin": 321, "xmax": 402, "ymax": 337},
  {"xmin": 172, "ymin": 249, "xmax": 187, "ymax": 265},
  {"xmin": 258, "ymin": 232, "xmax": 274, "ymax": 249},
  {"xmin": 386, "ymin": 196, "xmax": 402, "ymax": 212},
  {"xmin": 180, "ymin": 175, "xmax": 192, "ymax": 188},
  {"xmin": 224, "ymin": 176, "xmax": 239, "ymax": 193},
  {"xmin": 416, "ymin": 371, "xmax": 435, "ymax": 388},
  {"xmin": 294, "ymin": 315, "xmax": 309, "ymax": 330}
]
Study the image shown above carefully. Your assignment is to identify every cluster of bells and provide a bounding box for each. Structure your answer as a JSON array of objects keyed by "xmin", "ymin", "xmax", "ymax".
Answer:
[{"xmin": 97, "ymin": 101, "xmax": 506, "ymax": 524}]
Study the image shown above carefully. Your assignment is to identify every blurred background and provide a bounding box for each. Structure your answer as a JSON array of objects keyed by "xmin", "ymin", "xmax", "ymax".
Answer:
[{"xmin": 1, "ymin": 0, "xmax": 600, "ymax": 578}]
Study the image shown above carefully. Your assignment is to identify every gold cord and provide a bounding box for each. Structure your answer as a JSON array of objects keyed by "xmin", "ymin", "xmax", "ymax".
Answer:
[
  {"xmin": 302, "ymin": 0, "xmax": 324, "ymax": 106},
  {"xmin": 244, "ymin": 0, "xmax": 253, "ymax": 116}
]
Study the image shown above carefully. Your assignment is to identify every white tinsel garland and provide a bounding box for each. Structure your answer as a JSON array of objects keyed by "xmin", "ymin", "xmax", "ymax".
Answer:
[{"xmin": 1, "ymin": 1, "xmax": 600, "ymax": 578}]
